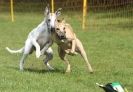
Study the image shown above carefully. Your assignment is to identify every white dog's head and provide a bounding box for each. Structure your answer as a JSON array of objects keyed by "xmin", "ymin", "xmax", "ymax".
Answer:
[{"xmin": 45, "ymin": 5, "xmax": 62, "ymax": 31}]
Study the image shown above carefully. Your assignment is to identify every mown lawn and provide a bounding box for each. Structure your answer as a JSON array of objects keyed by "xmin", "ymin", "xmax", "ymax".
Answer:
[{"xmin": 0, "ymin": 12, "xmax": 133, "ymax": 92}]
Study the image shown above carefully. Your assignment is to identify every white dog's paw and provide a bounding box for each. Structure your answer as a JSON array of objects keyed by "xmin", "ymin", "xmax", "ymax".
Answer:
[
  {"xmin": 46, "ymin": 63, "xmax": 54, "ymax": 70},
  {"xmin": 36, "ymin": 51, "xmax": 41, "ymax": 58},
  {"xmin": 48, "ymin": 66, "xmax": 55, "ymax": 70},
  {"xmin": 19, "ymin": 64, "xmax": 24, "ymax": 71}
]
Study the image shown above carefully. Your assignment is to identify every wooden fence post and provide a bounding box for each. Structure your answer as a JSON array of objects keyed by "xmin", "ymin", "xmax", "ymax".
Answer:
[
  {"xmin": 82, "ymin": 0, "xmax": 87, "ymax": 30},
  {"xmin": 10, "ymin": 0, "xmax": 14, "ymax": 22},
  {"xmin": 51, "ymin": 0, "xmax": 54, "ymax": 13}
]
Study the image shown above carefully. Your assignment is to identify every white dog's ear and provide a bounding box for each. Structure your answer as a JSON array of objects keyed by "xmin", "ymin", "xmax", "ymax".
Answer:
[
  {"xmin": 55, "ymin": 8, "xmax": 62, "ymax": 17},
  {"xmin": 45, "ymin": 5, "xmax": 50, "ymax": 16}
]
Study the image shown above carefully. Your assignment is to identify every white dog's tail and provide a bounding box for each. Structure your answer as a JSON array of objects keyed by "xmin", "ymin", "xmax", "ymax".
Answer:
[
  {"xmin": 5, "ymin": 47, "xmax": 24, "ymax": 54},
  {"xmin": 96, "ymin": 83, "xmax": 104, "ymax": 88}
]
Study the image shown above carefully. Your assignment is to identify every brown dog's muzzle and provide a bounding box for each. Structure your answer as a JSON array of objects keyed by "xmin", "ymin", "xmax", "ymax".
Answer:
[{"xmin": 56, "ymin": 31, "xmax": 66, "ymax": 40}]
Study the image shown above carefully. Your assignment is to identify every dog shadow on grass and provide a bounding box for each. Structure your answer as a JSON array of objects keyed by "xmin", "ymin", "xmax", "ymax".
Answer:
[
  {"xmin": 25, "ymin": 68, "xmax": 65, "ymax": 74},
  {"xmin": 7, "ymin": 66, "xmax": 65, "ymax": 74}
]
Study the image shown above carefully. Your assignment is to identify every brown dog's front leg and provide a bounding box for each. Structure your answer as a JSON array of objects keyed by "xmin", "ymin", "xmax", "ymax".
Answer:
[
  {"xmin": 71, "ymin": 39, "xmax": 76, "ymax": 53},
  {"xmin": 64, "ymin": 57, "xmax": 71, "ymax": 73},
  {"xmin": 58, "ymin": 47, "xmax": 71, "ymax": 73}
]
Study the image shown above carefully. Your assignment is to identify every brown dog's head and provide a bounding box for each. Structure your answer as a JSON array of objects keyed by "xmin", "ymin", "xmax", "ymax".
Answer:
[{"xmin": 55, "ymin": 19, "xmax": 66, "ymax": 40}]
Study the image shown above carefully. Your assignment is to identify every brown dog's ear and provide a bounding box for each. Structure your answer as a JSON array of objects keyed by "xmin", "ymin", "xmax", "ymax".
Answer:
[{"xmin": 55, "ymin": 8, "xmax": 62, "ymax": 17}]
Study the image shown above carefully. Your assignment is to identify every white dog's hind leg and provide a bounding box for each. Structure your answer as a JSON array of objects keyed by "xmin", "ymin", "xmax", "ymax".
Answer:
[
  {"xmin": 5, "ymin": 47, "xmax": 24, "ymax": 54},
  {"xmin": 19, "ymin": 39, "xmax": 33, "ymax": 71},
  {"xmin": 43, "ymin": 47, "xmax": 54, "ymax": 70},
  {"xmin": 19, "ymin": 54, "xmax": 28, "ymax": 71}
]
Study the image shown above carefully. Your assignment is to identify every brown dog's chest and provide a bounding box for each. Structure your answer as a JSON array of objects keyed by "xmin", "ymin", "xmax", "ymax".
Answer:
[{"xmin": 59, "ymin": 41, "xmax": 72, "ymax": 50}]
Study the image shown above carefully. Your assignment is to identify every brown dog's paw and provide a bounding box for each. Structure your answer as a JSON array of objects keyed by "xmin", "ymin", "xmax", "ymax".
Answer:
[
  {"xmin": 89, "ymin": 70, "xmax": 94, "ymax": 74},
  {"xmin": 90, "ymin": 71, "xmax": 94, "ymax": 74}
]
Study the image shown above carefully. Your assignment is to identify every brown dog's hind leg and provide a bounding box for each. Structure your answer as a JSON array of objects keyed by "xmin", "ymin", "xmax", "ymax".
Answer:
[
  {"xmin": 58, "ymin": 47, "xmax": 71, "ymax": 73},
  {"xmin": 79, "ymin": 50, "xmax": 93, "ymax": 73},
  {"xmin": 76, "ymin": 39, "xmax": 93, "ymax": 73}
]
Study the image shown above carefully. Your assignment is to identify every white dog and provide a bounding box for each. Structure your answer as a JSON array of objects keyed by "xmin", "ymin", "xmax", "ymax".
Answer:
[{"xmin": 6, "ymin": 6, "xmax": 62, "ymax": 71}]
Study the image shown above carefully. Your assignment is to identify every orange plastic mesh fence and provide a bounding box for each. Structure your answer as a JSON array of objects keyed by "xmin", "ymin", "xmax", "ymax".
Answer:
[{"xmin": 0, "ymin": 0, "xmax": 132, "ymax": 30}]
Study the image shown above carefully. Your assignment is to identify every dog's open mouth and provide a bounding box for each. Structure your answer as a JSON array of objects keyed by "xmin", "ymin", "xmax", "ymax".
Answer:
[{"xmin": 56, "ymin": 34, "xmax": 66, "ymax": 40}]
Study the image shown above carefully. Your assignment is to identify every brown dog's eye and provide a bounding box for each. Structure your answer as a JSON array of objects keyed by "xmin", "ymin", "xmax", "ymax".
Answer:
[
  {"xmin": 56, "ymin": 28, "xmax": 59, "ymax": 30},
  {"xmin": 63, "ymin": 27, "xmax": 65, "ymax": 30}
]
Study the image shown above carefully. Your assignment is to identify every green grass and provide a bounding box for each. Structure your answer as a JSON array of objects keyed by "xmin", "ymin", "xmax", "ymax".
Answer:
[{"xmin": 0, "ymin": 12, "xmax": 133, "ymax": 92}]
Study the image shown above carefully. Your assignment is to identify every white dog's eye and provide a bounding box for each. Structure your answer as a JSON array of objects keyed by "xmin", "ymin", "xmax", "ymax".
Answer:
[{"xmin": 48, "ymin": 19, "xmax": 51, "ymax": 22}]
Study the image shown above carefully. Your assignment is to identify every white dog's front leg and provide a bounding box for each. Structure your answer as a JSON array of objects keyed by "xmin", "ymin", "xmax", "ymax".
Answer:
[
  {"xmin": 32, "ymin": 39, "xmax": 41, "ymax": 58},
  {"xmin": 41, "ymin": 41, "xmax": 53, "ymax": 55}
]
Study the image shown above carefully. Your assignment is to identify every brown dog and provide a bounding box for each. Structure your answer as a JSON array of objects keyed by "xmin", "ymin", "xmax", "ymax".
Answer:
[{"xmin": 52, "ymin": 19, "xmax": 93, "ymax": 73}]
